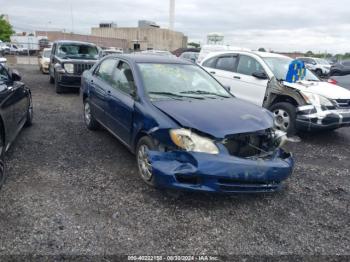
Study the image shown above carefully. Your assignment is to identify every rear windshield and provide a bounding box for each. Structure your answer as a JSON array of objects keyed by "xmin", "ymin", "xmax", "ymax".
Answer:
[{"xmin": 57, "ymin": 44, "xmax": 99, "ymax": 60}]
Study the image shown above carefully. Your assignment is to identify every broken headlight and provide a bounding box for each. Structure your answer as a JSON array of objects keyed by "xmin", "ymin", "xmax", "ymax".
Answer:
[
  {"xmin": 301, "ymin": 92, "xmax": 334, "ymax": 108},
  {"xmin": 272, "ymin": 129, "xmax": 288, "ymax": 148},
  {"xmin": 170, "ymin": 129, "xmax": 219, "ymax": 154}
]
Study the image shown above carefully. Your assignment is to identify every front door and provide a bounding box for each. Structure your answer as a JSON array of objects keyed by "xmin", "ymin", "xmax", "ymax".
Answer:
[
  {"xmin": 89, "ymin": 58, "xmax": 118, "ymax": 123},
  {"xmin": 105, "ymin": 60, "xmax": 135, "ymax": 145}
]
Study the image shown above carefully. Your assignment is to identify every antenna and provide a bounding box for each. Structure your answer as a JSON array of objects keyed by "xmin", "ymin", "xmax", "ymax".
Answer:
[{"xmin": 169, "ymin": 0, "xmax": 175, "ymax": 30}]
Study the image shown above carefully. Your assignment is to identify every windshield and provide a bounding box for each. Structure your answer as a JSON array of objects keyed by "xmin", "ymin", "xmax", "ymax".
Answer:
[
  {"xmin": 137, "ymin": 63, "xmax": 232, "ymax": 100},
  {"xmin": 57, "ymin": 44, "xmax": 99, "ymax": 59},
  {"xmin": 43, "ymin": 50, "xmax": 51, "ymax": 58},
  {"xmin": 263, "ymin": 57, "xmax": 319, "ymax": 81}
]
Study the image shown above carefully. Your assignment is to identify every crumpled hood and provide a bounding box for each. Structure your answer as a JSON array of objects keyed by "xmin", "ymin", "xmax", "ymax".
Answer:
[
  {"xmin": 152, "ymin": 98, "xmax": 274, "ymax": 139},
  {"xmin": 283, "ymin": 80, "xmax": 350, "ymax": 99}
]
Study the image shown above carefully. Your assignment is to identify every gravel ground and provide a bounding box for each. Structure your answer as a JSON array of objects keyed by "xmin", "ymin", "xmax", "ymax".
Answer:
[{"xmin": 0, "ymin": 65, "xmax": 349, "ymax": 257}]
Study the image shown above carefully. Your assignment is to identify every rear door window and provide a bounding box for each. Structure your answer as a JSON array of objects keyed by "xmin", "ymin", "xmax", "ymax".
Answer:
[
  {"xmin": 0, "ymin": 66, "xmax": 9, "ymax": 83},
  {"xmin": 237, "ymin": 55, "xmax": 265, "ymax": 76},
  {"xmin": 202, "ymin": 57, "xmax": 217, "ymax": 68},
  {"xmin": 215, "ymin": 56, "xmax": 237, "ymax": 72}
]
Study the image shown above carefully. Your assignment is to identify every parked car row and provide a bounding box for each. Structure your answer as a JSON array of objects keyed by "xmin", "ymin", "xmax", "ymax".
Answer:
[
  {"xmin": 15, "ymin": 39, "xmax": 347, "ymax": 195},
  {"xmin": 200, "ymin": 51, "xmax": 350, "ymax": 135}
]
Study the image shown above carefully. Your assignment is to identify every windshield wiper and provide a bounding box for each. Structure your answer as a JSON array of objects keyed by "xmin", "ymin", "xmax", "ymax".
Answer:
[
  {"xmin": 180, "ymin": 90, "xmax": 230, "ymax": 98},
  {"xmin": 149, "ymin": 91, "xmax": 204, "ymax": 100}
]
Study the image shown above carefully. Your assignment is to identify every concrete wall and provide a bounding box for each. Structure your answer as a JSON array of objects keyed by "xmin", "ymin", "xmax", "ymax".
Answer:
[
  {"xmin": 36, "ymin": 31, "xmax": 128, "ymax": 50},
  {"xmin": 91, "ymin": 27, "xmax": 187, "ymax": 52}
]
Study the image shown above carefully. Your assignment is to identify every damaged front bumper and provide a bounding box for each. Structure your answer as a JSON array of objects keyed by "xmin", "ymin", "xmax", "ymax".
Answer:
[
  {"xmin": 296, "ymin": 105, "xmax": 350, "ymax": 131},
  {"xmin": 148, "ymin": 149, "xmax": 294, "ymax": 193}
]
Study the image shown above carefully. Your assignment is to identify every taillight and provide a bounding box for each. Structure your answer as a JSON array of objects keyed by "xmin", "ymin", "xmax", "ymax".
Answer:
[{"xmin": 328, "ymin": 78, "xmax": 337, "ymax": 85}]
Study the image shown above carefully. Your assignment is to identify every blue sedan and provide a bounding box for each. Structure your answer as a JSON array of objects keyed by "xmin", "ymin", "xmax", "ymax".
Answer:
[{"xmin": 81, "ymin": 55, "xmax": 294, "ymax": 193}]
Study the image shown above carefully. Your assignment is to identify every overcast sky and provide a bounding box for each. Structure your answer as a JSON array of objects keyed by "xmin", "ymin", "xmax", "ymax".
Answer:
[{"xmin": 1, "ymin": 0, "xmax": 349, "ymax": 53}]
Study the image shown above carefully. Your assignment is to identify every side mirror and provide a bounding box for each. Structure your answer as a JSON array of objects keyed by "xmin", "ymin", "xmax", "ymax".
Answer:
[
  {"xmin": 252, "ymin": 71, "xmax": 268, "ymax": 80},
  {"xmin": 12, "ymin": 70, "xmax": 22, "ymax": 81},
  {"xmin": 224, "ymin": 85, "xmax": 231, "ymax": 92}
]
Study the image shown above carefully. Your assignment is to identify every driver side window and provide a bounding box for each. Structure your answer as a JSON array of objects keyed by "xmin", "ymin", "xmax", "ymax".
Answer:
[
  {"xmin": 110, "ymin": 61, "xmax": 135, "ymax": 95},
  {"xmin": 95, "ymin": 59, "xmax": 117, "ymax": 83},
  {"xmin": 237, "ymin": 55, "xmax": 265, "ymax": 76}
]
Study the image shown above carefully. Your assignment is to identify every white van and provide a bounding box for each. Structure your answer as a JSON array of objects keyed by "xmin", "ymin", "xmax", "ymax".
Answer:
[{"xmin": 200, "ymin": 51, "xmax": 350, "ymax": 134}]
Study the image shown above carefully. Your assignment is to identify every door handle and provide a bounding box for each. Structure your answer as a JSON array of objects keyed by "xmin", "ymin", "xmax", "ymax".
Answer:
[
  {"xmin": 210, "ymin": 71, "xmax": 216, "ymax": 75},
  {"xmin": 233, "ymin": 76, "xmax": 241, "ymax": 79}
]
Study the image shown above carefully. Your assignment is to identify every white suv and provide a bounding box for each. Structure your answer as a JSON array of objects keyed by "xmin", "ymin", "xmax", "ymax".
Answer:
[
  {"xmin": 200, "ymin": 51, "xmax": 350, "ymax": 135},
  {"xmin": 296, "ymin": 57, "xmax": 331, "ymax": 77}
]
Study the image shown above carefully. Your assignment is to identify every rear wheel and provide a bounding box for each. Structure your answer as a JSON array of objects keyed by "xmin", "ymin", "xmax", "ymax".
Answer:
[
  {"xmin": 270, "ymin": 102, "xmax": 297, "ymax": 135},
  {"xmin": 0, "ymin": 129, "xmax": 5, "ymax": 190},
  {"xmin": 83, "ymin": 99, "xmax": 99, "ymax": 130},
  {"xmin": 136, "ymin": 136, "xmax": 157, "ymax": 187}
]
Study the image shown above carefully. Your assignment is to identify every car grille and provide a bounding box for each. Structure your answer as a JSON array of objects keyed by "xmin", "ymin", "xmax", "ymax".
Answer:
[
  {"xmin": 335, "ymin": 99, "xmax": 350, "ymax": 109},
  {"xmin": 222, "ymin": 129, "xmax": 276, "ymax": 158},
  {"xmin": 74, "ymin": 64, "xmax": 93, "ymax": 75}
]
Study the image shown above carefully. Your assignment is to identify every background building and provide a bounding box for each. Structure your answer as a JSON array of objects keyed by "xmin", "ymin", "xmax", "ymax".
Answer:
[
  {"xmin": 91, "ymin": 21, "xmax": 187, "ymax": 51},
  {"xmin": 36, "ymin": 31, "xmax": 128, "ymax": 50}
]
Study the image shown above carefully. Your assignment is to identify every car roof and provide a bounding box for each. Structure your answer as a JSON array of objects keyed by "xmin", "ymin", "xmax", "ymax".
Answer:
[
  {"xmin": 106, "ymin": 54, "xmax": 192, "ymax": 64},
  {"xmin": 54, "ymin": 40, "xmax": 97, "ymax": 46},
  {"xmin": 203, "ymin": 50, "xmax": 289, "ymax": 61}
]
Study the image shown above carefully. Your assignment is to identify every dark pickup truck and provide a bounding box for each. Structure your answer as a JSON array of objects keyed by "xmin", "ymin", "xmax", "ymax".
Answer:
[{"xmin": 49, "ymin": 40, "xmax": 100, "ymax": 93}]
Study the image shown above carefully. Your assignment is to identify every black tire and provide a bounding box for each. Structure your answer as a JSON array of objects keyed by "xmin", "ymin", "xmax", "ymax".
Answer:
[
  {"xmin": 55, "ymin": 73, "xmax": 63, "ymax": 94},
  {"xmin": 83, "ymin": 99, "xmax": 99, "ymax": 130},
  {"xmin": 24, "ymin": 95, "xmax": 33, "ymax": 127},
  {"xmin": 315, "ymin": 69, "xmax": 323, "ymax": 77},
  {"xmin": 136, "ymin": 136, "xmax": 157, "ymax": 187},
  {"xmin": 49, "ymin": 73, "xmax": 54, "ymax": 84},
  {"xmin": 0, "ymin": 129, "xmax": 6, "ymax": 191},
  {"xmin": 270, "ymin": 102, "xmax": 297, "ymax": 135}
]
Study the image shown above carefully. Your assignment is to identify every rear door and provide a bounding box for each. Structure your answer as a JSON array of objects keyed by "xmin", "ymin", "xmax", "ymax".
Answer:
[
  {"xmin": 89, "ymin": 58, "xmax": 118, "ymax": 124},
  {"xmin": 202, "ymin": 55, "xmax": 238, "ymax": 88},
  {"xmin": 105, "ymin": 60, "xmax": 135, "ymax": 145},
  {"xmin": 230, "ymin": 54, "xmax": 268, "ymax": 106}
]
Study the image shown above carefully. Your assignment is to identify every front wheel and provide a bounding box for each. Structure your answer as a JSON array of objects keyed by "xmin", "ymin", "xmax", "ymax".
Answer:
[
  {"xmin": 136, "ymin": 136, "xmax": 157, "ymax": 187},
  {"xmin": 270, "ymin": 102, "xmax": 297, "ymax": 135},
  {"xmin": 55, "ymin": 74, "xmax": 63, "ymax": 94}
]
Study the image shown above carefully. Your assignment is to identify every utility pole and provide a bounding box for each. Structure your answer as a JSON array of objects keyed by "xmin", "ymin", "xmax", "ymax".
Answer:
[
  {"xmin": 70, "ymin": 0, "xmax": 74, "ymax": 33},
  {"xmin": 169, "ymin": 0, "xmax": 175, "ymax": 30}
]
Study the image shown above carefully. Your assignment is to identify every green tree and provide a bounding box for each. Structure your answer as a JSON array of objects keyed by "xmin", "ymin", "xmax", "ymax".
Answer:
[
  {"xmin": 0, "ymin": 15, "xmax": 14, "ymax": 42},
  {"xmin": 188, "ymin": 42, "xmax": 200, "ymax": 49},
  {"xmin": 305, "ymin": 50, "xmax": 314, "ymax": 57},
  {"xmin": 258, "ymin": 47, "xmax": 266, "ymax": 52}
]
